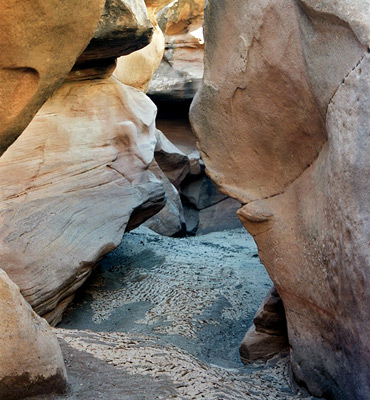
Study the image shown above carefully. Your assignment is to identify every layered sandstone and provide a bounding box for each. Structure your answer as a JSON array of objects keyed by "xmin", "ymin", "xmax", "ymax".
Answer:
[
  {"xmin": 0, "ymin": 72, "xmax": 165, "ymax": 326},
  {"xmin": 0, "ymin": 0, "xmax": 105, "ymax": 155},
  {"xmin": 0, "ymin": 270, "xmax": 67, "ymax": 399},
  {"xmin": 0, "ymin": 0, "xmax": 168, "ymax": 325},
  {"xmin": 148, "ymin": 0, "xmax": 205, "ymax": 101},
  {"xmin": 191, "ymin": 1, "xmax": 370, "ymax": 398}
]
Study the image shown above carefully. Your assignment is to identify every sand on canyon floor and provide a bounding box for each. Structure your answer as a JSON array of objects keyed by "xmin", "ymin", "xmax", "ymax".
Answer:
[{"xmin": 28, "ymin": 227, "xmax": 318, "ymax": 400}]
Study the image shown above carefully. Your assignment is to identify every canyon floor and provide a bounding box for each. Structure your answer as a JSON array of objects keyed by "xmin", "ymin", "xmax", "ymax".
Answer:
[{"xmin": 32, "ymin": 228, "xmax": 316, "ymax": 400}]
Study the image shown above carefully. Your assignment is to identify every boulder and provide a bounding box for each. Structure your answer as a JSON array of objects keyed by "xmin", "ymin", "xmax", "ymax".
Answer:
[
  {"xmin": 240, "ymin": 287, "xmax": 288, "ymax": 362},
  {"xmin": 148, "ymin": 0, "xmax": 205, "ymax": 101},
  {"xmin": 190, "ymin": 0, "xmax": 370, "ymax": 398},
  {"xmin": 0, "ymin": 0, "xmax": 105, "ymax": 155},
  {"xmin": 156, "ymin": 117, "xmax": 202, "ymax": 176},
  {"xmin": 114, "ymin": 0, "xmax": 173, "ymax": 92},
  {"xmin": 0, "ymin": 72, "xmax": 165, "ymax": 325},
  {"xmin": 0, "ymin": 269, "xmax": 67, "ymax": 400}
]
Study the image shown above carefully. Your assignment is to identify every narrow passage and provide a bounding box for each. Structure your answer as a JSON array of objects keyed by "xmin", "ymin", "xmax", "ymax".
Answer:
[{"xmin": 37, "ymin": 227, "xmax": 315, "ymax": 400}]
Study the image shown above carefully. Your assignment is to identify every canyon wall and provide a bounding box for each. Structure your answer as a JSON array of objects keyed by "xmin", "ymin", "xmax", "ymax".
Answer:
[{"xmin": 190, "ymin": 1, "xmax": 370, "ymax": 399}]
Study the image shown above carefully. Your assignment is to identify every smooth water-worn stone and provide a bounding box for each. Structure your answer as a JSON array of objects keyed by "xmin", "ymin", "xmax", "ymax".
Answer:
[
  {"xmin": 0, "ymin": 270, "xmax": 67, "ymax": 400},
  {"xmin": 0, "ymin": 77, "xmax": 165, "ymax": 325},
  {"xmin": 0, "ymin": 0, "xmax": 105, "ymax": 155},
  {"xmin": 191, "ymin": 0, "xmax": 370, "ymax": 398},
  {"xmin": 114, "ymin": 0, "xmax": 173, "ymax": 92}
]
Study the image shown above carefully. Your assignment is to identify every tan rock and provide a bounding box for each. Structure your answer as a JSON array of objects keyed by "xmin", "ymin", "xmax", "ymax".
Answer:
[
  {"xmin": 0, "ymin": 0, "xmax": 105, "ymax": 155},
  {"xmin": 190, "ymin": 1, "xmax": 370, "ymax": 398},
  {"xmin": 148, "ymin": 0, "xmax": 205, "ymax": 101},
  {"xmin": 0, "ymin": 269, "xmax": 66, "ymax": 399},
  {"xmin": 156, "ymin": 117, "xmax": 202, "ymax": 176},
  {"xmin": 114, "ymin": 0, "xmax": 173, "ymax": 92},
  {"xmin": 115, "ymin": 24, "xmax": 165, "ymax": 92},
  {"xmin": 0, "ymin": 73, "xmax": 165, "ymax": 325},
  {"xmin": 239, "ymin": 326, "xmax": 288, "ymax": 364}
]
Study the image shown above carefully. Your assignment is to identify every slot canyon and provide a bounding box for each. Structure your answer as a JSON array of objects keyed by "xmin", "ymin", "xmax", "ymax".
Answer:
[{"xmin": 0, "ymin": 1, "xmax": 369, "ymax": 400}]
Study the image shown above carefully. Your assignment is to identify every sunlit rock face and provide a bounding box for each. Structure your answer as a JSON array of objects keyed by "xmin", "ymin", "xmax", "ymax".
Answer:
[
  {"xmin": 190, "ymin": 0, "xmax": 370, "ymax": 398},
  {"xmin": 114, "ymin": 0, "xmax": 173, "ymax": 92},
  {"xmin": 0, "ymin": 0, "xmax": 167, "ymax": 325},
  {"xmin": 0, "ymin": 269, "xmax": 67, "ymax": 399},
  {"xmin": 0, "ymin": 0, "xmax": 105, "ymax": 155},
  {"xmin": 148, "ymin": 0, "xmax": 205, "ymax": 101}
]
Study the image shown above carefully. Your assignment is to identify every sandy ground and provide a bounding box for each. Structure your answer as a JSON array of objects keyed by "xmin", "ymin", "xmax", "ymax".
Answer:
[{"xmin": 29, "ymin": 228, "xmax": 316, "ymax": 400}]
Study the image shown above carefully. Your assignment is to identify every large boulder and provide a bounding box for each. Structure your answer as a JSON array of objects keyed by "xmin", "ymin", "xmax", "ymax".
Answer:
[
  {"xmin": 190, "ymin": 0, "xmax": 370, "ymax": 399},
  {"xmin": 0, "ymin": 0, "xmax": 105, "ymax": 155},
  {"xmin": 0, "ymin": 72, "xmax": 165, "ymax": 326},
  {"xmin": 148, "ymin": 0, "xmax": 205, "ymax": 101},
  {"xmin": 0, "ymin": 0, "xmax": 167, "ymax": 326},
  {"xmin": 0, "ymin": 269, "xmax": 67, "ymax": 399}
]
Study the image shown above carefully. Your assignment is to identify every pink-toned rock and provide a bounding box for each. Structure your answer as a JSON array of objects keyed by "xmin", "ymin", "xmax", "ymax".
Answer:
[
  {"xmin": 190, "ymin": 0, "xmax": 370, "ymax": 398},
  {"xmin": 0, "ymin": 72, "xmax": 165, "ymax": 325},
  {"xmin": 0, "ymin": 0, "xmax": 105, "ymax": 155},
  {"xmin": 0, "ymin": 0, "xmax": 167, "ymax": 326},
  {"xmin": 0, "ymin": 269, "xmax": 67, "ymax": 399}
]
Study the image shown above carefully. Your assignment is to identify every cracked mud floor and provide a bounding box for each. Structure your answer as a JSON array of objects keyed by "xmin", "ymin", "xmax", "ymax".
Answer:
[{"xmin": 31, "ymin": 228, "xmax": 314, "ymax": 399}]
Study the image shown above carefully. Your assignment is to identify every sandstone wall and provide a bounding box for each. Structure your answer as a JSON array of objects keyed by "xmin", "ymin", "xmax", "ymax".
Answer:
[{"xmin": 190, "ymin": 1, "xmax": 370, "ymax": 398}]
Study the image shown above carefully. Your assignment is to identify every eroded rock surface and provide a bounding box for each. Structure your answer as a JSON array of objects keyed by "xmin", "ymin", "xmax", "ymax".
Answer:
[
  {"xmin": 190, "ymin": 0, "xmax": 370, "ymax": 398},
  {"xmin": 0, "ymin": 0, "xmax": 169, "ymax": 326},
  {"xmin": 114, "ymin": 0, "xmax": 173, "ymax": 92},
  {"xmin": 77, "ymin": 0, "xmax": 153, "ymax": 64},
  {"xmin": 0, "ymin": 270, "xmax": 67, "ymax": 400},
  {"xmin": 148, "ymin": 0, "xmax": 205, "ymax": 101},
  {"xmin": 0, "ymin": 0, "xmax": 105, "ymax": 155},
  {"xmin": 240, "ymin": 287, "xmax": 288, "ymax": 362},
  {"xmin": 0, "ymin": 73, "xmax": 165, "ymax": 326}
]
